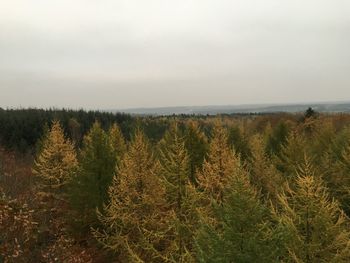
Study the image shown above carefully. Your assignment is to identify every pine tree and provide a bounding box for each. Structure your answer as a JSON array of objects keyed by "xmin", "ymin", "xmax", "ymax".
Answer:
[
  {"xmin": 249, "ymin": 134, "xmax": 283, "ymax": 202},
  {"xmin": 274, "ymin": 156, "xmax": 350, "ymax": 262},
  {"xmin": 196, "ymin": 159, "xmax": 281, "ymax": 263},
  {"xmin": 108, "ymin": 123, "xmax": 127, "ymax": 166},
  {"xmin": 184, "ymin": 121, "xmax": 209, "ymax": 185},
  {"xmin": 33, "ymin": 120, "xmax": 77, "ymax": 194},
  {"xmin": 94, "ymin": 130, "xmax": 170, "ymax": 262},
  {"xmin": 69, "ymin": 121, "xmax": 117, "ymax": 231},
  {"xmin": 159, "ymin": 123, "xmax": 198, "ymax": 262},
  {"xmin": 197, "ymin": 124, "xmax": 238, "ymax": 205}
]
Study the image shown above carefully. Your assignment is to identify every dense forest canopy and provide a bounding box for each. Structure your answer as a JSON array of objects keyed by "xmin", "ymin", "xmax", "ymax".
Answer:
[{"xmin": 1, "ymin": 108, "xmax": 350, "ymax": 262}]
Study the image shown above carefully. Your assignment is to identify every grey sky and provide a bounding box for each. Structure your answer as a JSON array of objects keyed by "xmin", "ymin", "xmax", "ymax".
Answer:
[{"xmin": 1, "ymin": 0, "xmax": 349, "ymax": 109}]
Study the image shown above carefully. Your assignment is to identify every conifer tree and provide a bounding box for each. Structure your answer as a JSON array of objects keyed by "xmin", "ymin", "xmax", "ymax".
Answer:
[
  {"xmin": 94, "ymin": 130, "xmax": 170, "ymax": 262},
  {"xmin": 197, "ymin": 124, "xmax": 238, "ymax": 205},
  {"xmin": 322, "ymin": 144, "xmax": 350, "ymax": 216},
  {"xmin": 196, "ymin": 158, "xmax": 281, "ymax": 263},
  {"xmin": 249, "ymin": 135, "xmax": 283, "ymax": 201},
  {"xmin": 276, "ymin": 130, "xmax": 307, "ymax": 180},
  {"xmin": 108, "ymin": 123, "xmax": 127, "ymax": 166},
  {"xmin": 266, "ymin": 122, "xmax": 289, "ymax": 157},
  {"xmin": 184, "ymin": 121, "xmax": 208, "ymax": 185},
  {"xmin": 228, "ymin": 125, "xmax": 251, "ymax": 161},
  {"xmin": 33, "ymin": 120, "xmax": 77, "ymax": 194},
  {"xmin": 69, "ymin": 121, "xmax": 116, "ymax": 231},
  {"xmin": 159, "ymin": 123, "xmax": 198, "ymax": 262},
  {"xmin": 35, "ymin": 122, "xmax": 50, "ymax": 155},
  {"xmin": 275, "ymin": 156, "xmax": 350, "ymax": 262},
  {"xmin": 309, "ymin": 120, "xmax": 335, "ymax": 163}
]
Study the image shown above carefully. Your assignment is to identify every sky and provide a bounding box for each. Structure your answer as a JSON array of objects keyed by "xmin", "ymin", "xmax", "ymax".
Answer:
[{"xmin": 0, "ymin": 0, "xmax": 349, "ymax": 110}]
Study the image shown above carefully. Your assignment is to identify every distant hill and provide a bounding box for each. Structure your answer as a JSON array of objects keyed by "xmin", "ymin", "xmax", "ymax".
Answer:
[{"xmin": 115, "ymin": 102, "xmax": 350, "ymax": 116}]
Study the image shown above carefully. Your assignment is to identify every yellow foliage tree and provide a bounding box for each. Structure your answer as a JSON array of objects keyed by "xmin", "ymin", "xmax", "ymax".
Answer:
[
  {"xmin": 109, "ymin": 123, "xmax": 127, "ymax": 166},
  {"xmin": 197, "ymin": 124, "xmax": 239, "ymax": 205},
  {"xmin": 33, "ymin": 120, "xmax": 77, "ymax": 194},
  {"xmin": 159, "ymin": 123, "xmax": 198, "ymax": 262},
  {"xmin": 249, "ymin": 134, "xmax": 283, "ymax": 202},
  {"xmin": 94, "ymin": 130, "xmax": 171, "ymax": 263},
  {"xmin": 274, "ymin": 156, "xmax": 350, "ymax": 262},
  {"xmin": 277, "ymin": 130, "xmax": 307, "ymax": 180}
]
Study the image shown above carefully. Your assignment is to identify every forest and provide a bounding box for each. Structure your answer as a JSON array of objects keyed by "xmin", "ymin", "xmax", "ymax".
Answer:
[{"xmin": 1, "ymin": 108, "xmax": 350, "ymax": 262}]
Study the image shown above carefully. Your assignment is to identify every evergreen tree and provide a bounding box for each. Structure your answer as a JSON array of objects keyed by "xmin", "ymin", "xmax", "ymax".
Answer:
[
  {"xmin": 196, "ymin": 159, "xmax": 281, "ymax": 263},
  {"xmin": 304, "ymin": 107, "xmax": 317, "ymax": 119},
  {"xmin": 33, "ymin": 120, "xmax": 77, "ymax": 194},
  {"xmin": 94, "ymin": 130, "xmax": 170, "ymax": 262},
  {"xmin": 159, "ymin": 124, "xmax": 198, "ymax": 262},
  {"xmin": 69, "ymin": 122, "xmax": 116, "ymax": 231},
  {"xmin": 35, "ymin": 122, "xmax": 50, "ymax": 155},
  {"xmin": 184, "ymin": 121, "xmax": 209, "ymax": 185},
  {"xmin": 275, "ymin": 156, "xmax": 350, "ymax": 262},
  {"xmin": 197, "ymin": 124, "xmax": 238, "ymax": 205}
]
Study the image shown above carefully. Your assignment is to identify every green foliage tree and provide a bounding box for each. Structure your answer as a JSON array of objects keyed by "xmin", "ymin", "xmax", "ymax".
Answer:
[
  {"xmin": 249, "ymin": 135, "xmax": 283, "ymax": 201},
  {"xmin": 304, "ymin": 107, "xmax": 317, "ymax": 119},
  {"xmin": 276, "ymin": 130, "xmax": 307, "ymax": 180},
  {"xmin": 108, "ymin": 123, "xmax": 127, "ymax": 166},
  {"xmin": 266, "ymin": 122, "xmax": 289, "ymax": 157},
  {"xmin": 274, "ymin": 157, "xmax": 350, "ymax": 262},
  {"xmin": 196, "ymin": 159, "xmax": 281, "ymax": 263},
  {"xmin": 159, "ymin": 123, "xmax": 198, "ymax": 262},
  {"xmin": 184, "ymin": 121, "xmax": 209, "ymax": 185},
  {"xmin": 228, "ymin": 125, "xmax": 251, "ymax": 161},
  {"xmin": 69, "ymin": 122, "xmax": 117, "ymax": 231},
  {"xmin": 320, "ymin": 143, "xmax": 350, "ymax": 216},
  {"xmin": 94, "ymin": 130, "xmax": 170, "ymax": 262}
]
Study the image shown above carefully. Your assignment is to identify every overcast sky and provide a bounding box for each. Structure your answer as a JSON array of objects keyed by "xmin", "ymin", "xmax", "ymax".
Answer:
[{"xmin": 0, "ymin": 0, "xmax": 349, "ymax": 109}]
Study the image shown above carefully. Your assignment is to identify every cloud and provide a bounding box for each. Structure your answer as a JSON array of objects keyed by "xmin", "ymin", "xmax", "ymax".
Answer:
[{"xmin": 0, "ymin": 0, "xmax": 349, "ymax": 109}]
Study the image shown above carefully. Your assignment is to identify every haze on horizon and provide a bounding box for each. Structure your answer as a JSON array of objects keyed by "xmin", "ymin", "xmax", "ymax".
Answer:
[{"xmin": 1, "ymin": 0, "xmax": 349, "ymax": 110}]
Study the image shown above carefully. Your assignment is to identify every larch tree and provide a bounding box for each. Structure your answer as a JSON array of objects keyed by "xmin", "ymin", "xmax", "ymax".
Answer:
[
  {"xmin": 228, "ymin": 125, "xmax": 251, "ymax": 162},
  {"xmin": 94, "ymin": 130, "xmax": 171, "ymax": 263},
  {"xmin": 32, "ymin": 120, "xmax": 78, "ymax": 251},
  {"xmin": 322, "ymin": 143, "xmax": 350, "ymax": 216},
  {"xmin": 276, "ymin": 130, "xmax": 308, "ymax": 180},
  {"xmin": 69, "ymin": 121, "xmax": 117, "ymax": 231},
  {"xmin": 249, "ymin": 134, "xmax": 283, "ymax": 202},
  {"xmin": 266, "ymin": 122, "xmax": 289, "ymax": 157},
  {"xmin": 274, "ymin": 156, "xmax": 350, "ymax": 262},
  {"xmin": 184, "ymin": 120, "xmax": 209, "ymax": 185},
  {"xmin": 159, "ymin": 123, "xmax": 198, "ymax": 262},
  {"xmin": 108, "ymin": 123, "xmax": 127, "ymax": 167},
  {"xmin": 196, "ymin": 157, "xmax": 282, "ymax": 263},
  {"xmin": 317, "ymin": 128, "xmax": 350, "ymax": 215},
  {"xmin": 197, "ymin": 123, "xmax": 238, "ymax": 205},
  {"xmin": 33, "ymin": 120, "xmax": 77, "ymax": 196}
]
